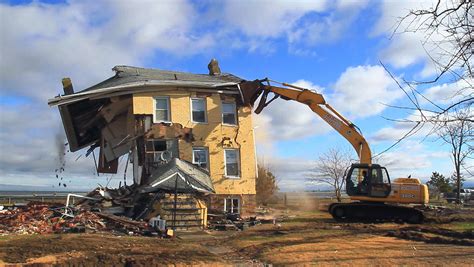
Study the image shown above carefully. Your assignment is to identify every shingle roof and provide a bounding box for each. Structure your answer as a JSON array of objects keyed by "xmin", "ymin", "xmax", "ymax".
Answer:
[
  {"xmin": 82, "ymin": 65, "xmax": 244, "ymax": 93},
  {"xmin": 48, "ymin": 65, "xmax": 245, "ymax": 106},
  {"xmin": 140, "ymin": 158, "xmax": 215, "ymax": 194}
]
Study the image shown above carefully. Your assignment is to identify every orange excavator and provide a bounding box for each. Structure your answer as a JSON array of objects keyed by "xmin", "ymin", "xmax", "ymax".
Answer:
[{"xmin": 239, "ymin": 78, "xmax": 429, "ymax": 223}]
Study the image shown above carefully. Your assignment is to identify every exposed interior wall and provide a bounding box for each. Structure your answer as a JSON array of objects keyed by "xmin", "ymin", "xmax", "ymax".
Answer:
[{"xmin": 132, "ymin": 90, "xmax": 257, "ymax": 196}]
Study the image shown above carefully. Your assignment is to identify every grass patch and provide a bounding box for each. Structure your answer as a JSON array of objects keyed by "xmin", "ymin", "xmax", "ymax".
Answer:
[{"xmin": 444, "ymin": 221, "xmax": 474, "ymax": 231}]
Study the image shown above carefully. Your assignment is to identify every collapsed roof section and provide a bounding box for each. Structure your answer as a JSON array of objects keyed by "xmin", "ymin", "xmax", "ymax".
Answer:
[
  {"xmin": 48, "ymin": 65, "xmax": 245, "ymax": 152},
  {"xmin": 140, "ymin": 158, "xmax": 215, "ymax": 194}
]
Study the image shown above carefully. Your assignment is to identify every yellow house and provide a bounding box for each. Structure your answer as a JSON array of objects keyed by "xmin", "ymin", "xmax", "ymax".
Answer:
[{"xmin": 48, "ymin": 60, "xmax": 257, "ymax": 228}]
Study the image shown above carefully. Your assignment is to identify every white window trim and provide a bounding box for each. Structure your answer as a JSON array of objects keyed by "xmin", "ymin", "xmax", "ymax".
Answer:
[
  {"xmin": 224, "ymin": 197, "xmax": 240, "ymax": 214},
  {"xmin": 153, "ymin": 96, "xmax": 171, "ymax": 123},
  {"xmin": 192, "ymin": 146, "xmax": 209, "ymax": 171},
  {"xmin": 145, "ymin": 139, "xmax": 168, "ymax": 163},
  {"xmin": 190, "ymin": 97, "xmax": 208, "ymax": 124},
  {"xmin": 221, "ymin": 101, "xmax": 238, "ymax": 126},
  {"xmin": 224, "ymin": 148, "xmax": 240, "ymax": 179}
]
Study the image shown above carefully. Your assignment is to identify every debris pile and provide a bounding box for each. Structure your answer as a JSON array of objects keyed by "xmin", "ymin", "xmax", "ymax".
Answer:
[
  {"xmin": 0, "ymin": 203, "xmax": 102, "ymax": 235},
  {"xmin": 0, "ymin": 200, "xmax": 162, "ymax": 236},
  {"xmin": 208, "ymin": 213, "xmax": 260, "ymax": 231}
]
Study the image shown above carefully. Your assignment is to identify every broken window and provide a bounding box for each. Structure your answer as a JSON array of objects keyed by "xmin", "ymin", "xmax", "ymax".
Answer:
[
  {"xmin": 145, "ymin": 139, "xmax": 170, "ymax": 165},
  {"xmin": 191, "ymin": 98, "xmax": 207, "ymax": 123},
  {"xmin": 154, "ymin": 97, "xmax": 170, "ymax": 122},
  {"xmin": 224, "ymin": 198, "xmax": 240, "ymax": 214},
  {"xmin": 224, "ymin": 149, "xmax": 240, "ymax": 177},
  {"xmin": 222, "ymin": 102, "xmax": 237, "ymax": 125},
  {"xmin": 192, "ymin": 147, "xmax": 209, "ymax": 170}
]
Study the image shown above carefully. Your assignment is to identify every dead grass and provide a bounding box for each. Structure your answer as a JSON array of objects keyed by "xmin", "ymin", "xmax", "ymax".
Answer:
[{"xmin": 1, "ymin": 206, "xmax": 474, "ymax": 266}]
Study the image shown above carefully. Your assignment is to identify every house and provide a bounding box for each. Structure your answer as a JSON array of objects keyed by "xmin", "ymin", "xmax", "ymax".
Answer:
[{"xmin": 48, "ymin": 60, "xmax": 257, "ymax": 230}]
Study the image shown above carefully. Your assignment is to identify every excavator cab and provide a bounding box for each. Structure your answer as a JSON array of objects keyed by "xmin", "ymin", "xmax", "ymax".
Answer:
[{"xmin": 346, "ymin": 164, "xmax": 391, "ymax": 198}]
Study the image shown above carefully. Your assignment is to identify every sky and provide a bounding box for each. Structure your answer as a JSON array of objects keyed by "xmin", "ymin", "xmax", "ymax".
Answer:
[{"xmin": 0, "ymin": 0, "xmax": 472, "ymax": 191}]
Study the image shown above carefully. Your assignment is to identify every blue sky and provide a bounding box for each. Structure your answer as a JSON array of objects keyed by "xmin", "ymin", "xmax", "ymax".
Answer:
[{"xmin": 0, "ymin": 0, "xmax": 472, "ymax": 191}]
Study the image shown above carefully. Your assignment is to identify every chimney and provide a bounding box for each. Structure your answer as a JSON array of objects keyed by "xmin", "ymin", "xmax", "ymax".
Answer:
[
  {"xmin": 62, "ymin": 78, "xmax": 74, "ymax": 95},
  {"xmin": 208, "ymin": 58, "xmax": 221, "ymax": 75}
]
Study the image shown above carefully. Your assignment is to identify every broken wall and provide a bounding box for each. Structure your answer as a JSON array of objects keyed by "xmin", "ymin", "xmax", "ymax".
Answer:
[{"xmin": 132, "ymin": 90, "xmax": 257, "ymax": 196}]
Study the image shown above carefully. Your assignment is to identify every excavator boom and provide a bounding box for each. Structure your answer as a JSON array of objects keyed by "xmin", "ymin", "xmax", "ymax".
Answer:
[{"xmin": 239, "ymin": 79, "xmax": 372, "ymax": 164}]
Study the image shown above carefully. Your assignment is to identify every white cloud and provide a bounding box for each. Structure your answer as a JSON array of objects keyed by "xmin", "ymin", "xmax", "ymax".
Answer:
[
  {"xmin": 372, "ymin": 1, "xmax": 434, "ymax": 36},
  {"xmin": 379, "ymin": 33, "xmax": 427, "ymax": 68},
  {"xmin": 223, "ymin": 1, "xmax": 327, "ymax": 38},
  {"xmin": 422, "ymin": 78, "xmax": 474, "ymax": 106},
  {"xmin": 375, "ymin": 140, "xmax": 450, "ymax": 181},
  {"xmin": 0, "ymin": 1, "xmax": 212, "ymax": 101},
  {"xmin": 288, "ymin": 0, "xmax": 369, "ymax": 47},
  {"xmin": 0, "ymin": 102, "xmax": 133, "ymax": 190},
  {"xmin": 374, "ymin": 0, "xmax": 462, "ymax": 79},
  {"xmin": 331, "ymin": 65, "xmax": 403, "ymax": 118},
  {"xmin": 260, "ymin": 155, "xmax": 315, "ymax": 192}
]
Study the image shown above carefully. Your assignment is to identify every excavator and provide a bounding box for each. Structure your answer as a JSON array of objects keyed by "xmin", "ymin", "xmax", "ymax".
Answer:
[{"xmin": 239, "ymin": 78, "xmax": 429, "ymax": 223}]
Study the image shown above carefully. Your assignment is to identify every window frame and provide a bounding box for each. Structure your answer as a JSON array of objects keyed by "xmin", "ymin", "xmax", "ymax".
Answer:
[
  {"xmin": 221, "ymin": 101, "xmax": 238, "ymax": 126},
  {"xmin": 224, "ymin": 197, "xmax": 240, "ymax": 214},
  {"xmin": 192, "ymin": 146, "xmax": 209, "ymax": 171},
  {"xmin": 224, "ymin": 148, "xmax": 240, "ymax": 178},
  {"xmin": 190, "ymin": 97, "xmax": 208, "ymax": 124},
  {"xmin": 153, "ymin": 96, "xmax": 171, "ymax": 123},
  {"xmin": 144, "ymin": 139, "xmax": 168, "ymax": 164}
]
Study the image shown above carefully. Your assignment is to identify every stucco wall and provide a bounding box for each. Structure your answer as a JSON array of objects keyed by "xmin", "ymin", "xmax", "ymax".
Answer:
[{"xmin": 132, "ymin": 90, "xmax": 257, "ymax": 195}]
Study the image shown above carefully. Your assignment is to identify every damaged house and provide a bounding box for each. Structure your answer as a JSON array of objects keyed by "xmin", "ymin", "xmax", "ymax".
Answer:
[{"xmin": 48, "ymin": 60, "xmax": 257, "ymax": 230}]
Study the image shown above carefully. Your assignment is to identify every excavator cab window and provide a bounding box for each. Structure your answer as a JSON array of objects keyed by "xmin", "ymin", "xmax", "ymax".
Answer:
[
  {"xmin": 346, "ymin": 166, "xmax": 370, "ymax": 196},
  {"xmin": 346, "ymin": 164, "xmax": 391, "ymax": 198},
  {"xmin": 368, "ymin": 167, "xmax": 391, "ymax": 197}
]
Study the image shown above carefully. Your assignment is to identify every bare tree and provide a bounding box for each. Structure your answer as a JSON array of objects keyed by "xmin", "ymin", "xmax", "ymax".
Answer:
[
  {"xmin": 391, "ymin": 0, "xmax": 473, "ymax": 116},
  {"xmin": 376, "ymin": 1, "xmax": 473, "ymax": 155},
  {"xmin": 437, "ymin": 107, "xmax": 473, "ymax": 203},
  {"xmin": 256, "ymin": 163, "xmax": 279, "ymax": 206},
  {"xmin": 398, "ymin": 0, "xmax": 473, "ymax": 83},
  {"xmin": 308, "ymin": 148, "xmax": 351, "ymax": 202}
]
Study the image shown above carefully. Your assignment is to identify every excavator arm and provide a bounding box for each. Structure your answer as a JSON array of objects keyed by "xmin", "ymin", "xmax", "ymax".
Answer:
[
  {"xmin": 239, "ymin": 79, "xmax": 372, "ymax": 165},
  {"xmin": 239, "ymin": 78, "xmax": 429, "ymax": 222}
]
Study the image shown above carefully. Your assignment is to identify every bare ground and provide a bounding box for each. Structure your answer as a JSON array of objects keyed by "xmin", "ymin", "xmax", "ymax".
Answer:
[{"xmin": 1, "ymin": 207, "xmax": 473, "ymax": 266}]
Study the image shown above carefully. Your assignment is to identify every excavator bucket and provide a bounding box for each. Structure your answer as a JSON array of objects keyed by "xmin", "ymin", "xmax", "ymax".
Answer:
[
  {"xmin": 239, "ymin": 80, "xmax": 278, "ymax": 114},
  {"xmin": 239, "ymin": 80, "xmax": 264, "ymax": 107}
]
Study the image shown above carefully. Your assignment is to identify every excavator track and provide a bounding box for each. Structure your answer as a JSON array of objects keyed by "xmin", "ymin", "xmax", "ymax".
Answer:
[{"xmin": 329, "ymin": 202, "xmax": 424, "ymax": 224}]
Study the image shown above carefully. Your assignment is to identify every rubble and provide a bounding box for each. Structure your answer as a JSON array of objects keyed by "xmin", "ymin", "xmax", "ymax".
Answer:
[
  {"xmin": 207, "ymin": 213, "xmax": 260, "ymax": 231},
  {"xmin": 0, "ymin": 190, "xmax": 170, "ymax": 237},
  {"xmin": 0, "ymin": 202, "xmax": 106, "ymax": 235}
]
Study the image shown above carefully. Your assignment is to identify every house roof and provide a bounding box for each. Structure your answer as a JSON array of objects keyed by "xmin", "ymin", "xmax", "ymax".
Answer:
[
  {"xmin": 48, "ymin": 65, "xmax": 244, "ymax": 106},
  {"xmin": 84, "ymin": 65, "xmax": 243, "ymax": 92}
]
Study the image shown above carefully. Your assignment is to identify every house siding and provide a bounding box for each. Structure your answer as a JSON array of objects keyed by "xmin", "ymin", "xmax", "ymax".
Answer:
[{"xmin": 132, "ymin": 91, "xmax": 257, "ymax": 208}]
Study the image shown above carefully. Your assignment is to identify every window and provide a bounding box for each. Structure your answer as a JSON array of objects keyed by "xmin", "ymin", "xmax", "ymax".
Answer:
[
  {"xmin": 347, "ymin": 167, "xmax": 369, "ymax": 195},
  {"xmin": 224, "ymin": 198, "xmax": 240, "ymax": 214},
  {"xmin": 192, "ymin": 147, "xmax": 209, "ymax": 170},
  {"xmin": 224, "ymin": 149, "xmax": 240, "ymax": 177},
  {"xmin": 145, "ymin": 140, "xmax": 169, "ymax": 164},
  {"xmin": 154, "ymin": 97, "xmax": 170, "ymax": 122},
  {"xmin": 191, "ymin": 98, "xmax": 207, "ymax": 123},
  {"xmin": 222, "ymin": 102, "xmax": 237, "ymax": 125}
]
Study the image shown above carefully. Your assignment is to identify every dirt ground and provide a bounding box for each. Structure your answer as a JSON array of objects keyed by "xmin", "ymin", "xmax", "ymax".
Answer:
[{"xmin": 1, "ymin": 207, "xmax": 473, "ymax": 266}]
